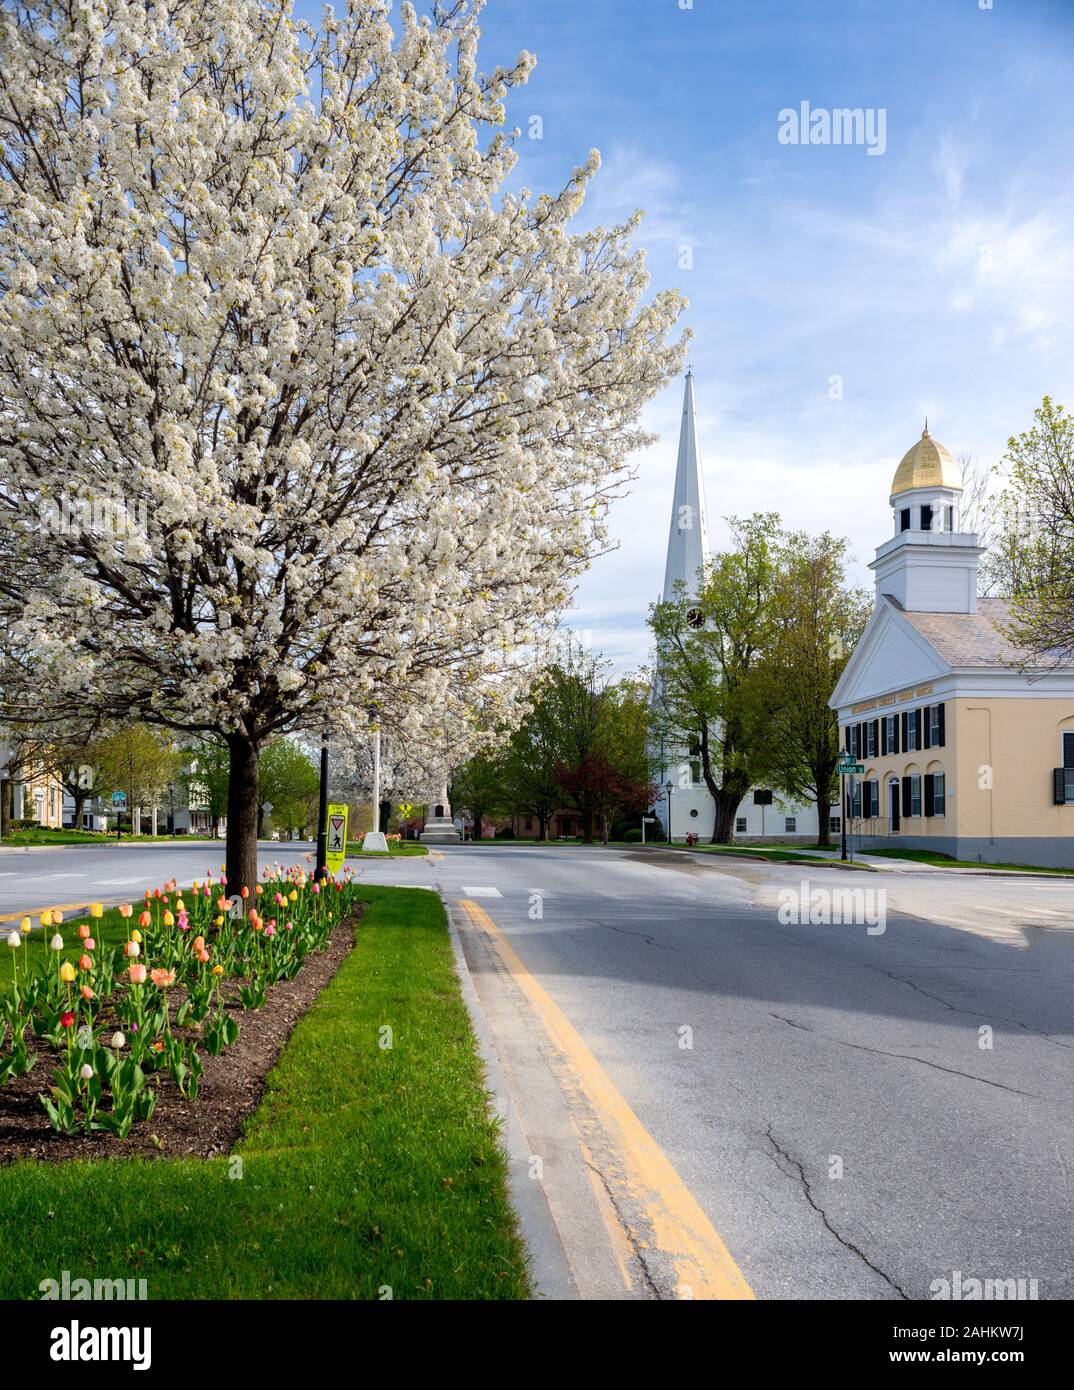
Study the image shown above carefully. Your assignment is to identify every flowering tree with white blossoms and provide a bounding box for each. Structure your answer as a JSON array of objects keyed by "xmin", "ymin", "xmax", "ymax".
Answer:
[{"xmin": 0, "ymin": 0, "xmax": 685, "ymax": 890}]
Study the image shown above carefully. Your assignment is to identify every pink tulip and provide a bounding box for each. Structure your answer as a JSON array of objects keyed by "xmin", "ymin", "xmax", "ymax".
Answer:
[{"xmin": 128, "ymin": 964, "xmax": 147, "ymax": 984}]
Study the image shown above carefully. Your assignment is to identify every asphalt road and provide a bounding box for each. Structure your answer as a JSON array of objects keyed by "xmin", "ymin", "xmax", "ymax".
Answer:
[{"xmin": 3, "ymin": 838, "xmax": 1072, "ymax": 1301}]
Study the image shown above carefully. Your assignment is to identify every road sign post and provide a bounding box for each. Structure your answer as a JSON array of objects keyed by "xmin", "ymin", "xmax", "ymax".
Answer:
[
  {"xmin": 835, "ymin": 753, "xmax": 863, "ymax": 862},
  {"xmin": 326, "ymin": 803, "xmax": 348, "ymax": 875}
]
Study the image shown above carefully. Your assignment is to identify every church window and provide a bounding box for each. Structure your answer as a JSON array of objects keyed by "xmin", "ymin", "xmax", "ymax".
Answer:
[
  {"xmin": 829, "ymin": 815, "xmax": 841, "ymax": 834},
  {"xmin": 866, "ymin": 720, "xmax": 878, "ymax": 757},
  {"xmin": 945, "ymin": 505, "xmax": 954, "ymax": 531},
  {"xmin": 784, "ymin": 817, "xmax": 796, "ymax": 833},
  {"xmin": 920, "ymin": 504, "xmax": 934, "ymax": 531},
  {"xmin": 1063, "ymin": 732, "xmax": 1074, "ymax": 768},
  {"xmin": 899, "ymin": 508, "xmax": 911, "ymax": 532},
  {"xmin": 736, "ymin": 817, "xmax": 747, "ymax": 833}
]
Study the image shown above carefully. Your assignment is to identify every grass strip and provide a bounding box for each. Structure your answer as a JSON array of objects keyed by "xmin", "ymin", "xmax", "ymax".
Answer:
[{"xmin": 0, "ymin": 886, "xmax": 529, "ymax": 1300}]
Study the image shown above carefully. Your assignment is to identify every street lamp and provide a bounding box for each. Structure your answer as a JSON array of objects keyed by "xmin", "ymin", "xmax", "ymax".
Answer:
[
  {"xmin": 314, "ymin": 726, "xmax": 329, "ymax": 879},
  {"xmin": 665, "ymin": 779, "xmax": 674, "ymax": 844}
]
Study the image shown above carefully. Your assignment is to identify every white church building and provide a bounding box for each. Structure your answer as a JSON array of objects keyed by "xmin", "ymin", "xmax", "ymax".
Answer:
[{"xmin": 651, "ymin": 372, "xmax": 833, "ymax": 843}]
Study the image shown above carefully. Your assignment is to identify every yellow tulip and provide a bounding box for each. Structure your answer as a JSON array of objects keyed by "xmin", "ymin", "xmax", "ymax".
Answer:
[
  {"xmin": 19, "ymin": 917, "xmax": 31, "ymax": 935},
  {"xmin": 59, "ymin": 962, "xmax": 76, "ymax": 983},
  {"xmin": 90, "ymin": 903, "xmax": 103, "ymax": 919},
  {"xmin": 288, "ymin": 890, "xmax": 298, "ymax": 903},
  {"xmin": 131, "ymin": 929, "xmax": 142, "ymax": 944},
  {"xmin": 162, "ymin": 910, "xmax": 174, "ymax": 927},
  {"xmin": 40, "ymin": 910, "xmax": 53, "ymax": 928}
]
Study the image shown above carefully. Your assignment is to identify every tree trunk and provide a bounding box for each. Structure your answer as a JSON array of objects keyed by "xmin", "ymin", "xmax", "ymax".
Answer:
[
  {"xmin": 72, "ymin": 789, "xmax": 88, "ymax": 831},
  {"xmin": 538, "ymin": 813, "xmax": 547, "ymax": 841},
  {"xmin": 0, "ymin": 778, "xmax": 10, "ymax": 839},
  {"xmin": 471, "ymin": 803, "xmax": 484, "ymax": 840},
  {"xmin": 710, "ymin": 790, "xmax": 742, "ymax": 844},
  {"xmin": 226, "ymin": 731, "xmax": 260, "ymax": 898},
  {"xmin": 256, "ymin": 803, "xmax": 265, "ymax": 839},
  {"xmin": 815, "ymin": 787, "xmax": 831, "ymax": 847}
]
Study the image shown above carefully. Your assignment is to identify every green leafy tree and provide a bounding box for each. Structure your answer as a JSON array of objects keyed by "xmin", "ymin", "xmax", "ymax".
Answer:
[
  {"xmin": 650, "ymin": 514, "xmax": 780, "ymax": 843},
  {"xmin": 98, "ymin": 725, "xmax": 181, "ymax": 832},
  {"xmin": 990, "ymin": 398, "xmax": 1074, "ymax": 662},
  {"xmin": 259, "ymin": 738, "xmax": 320, "ymax": 839},
  {"xmin": 179, "ymin": 736, "xmax": 230, "ymax": 838},
  {"xmin": 451, "ymin": 751, "xmax": 507, "ymax": 840},
  {"xmin": 750, "ymin": 532, "xmax": 871, "ymax": 846}
]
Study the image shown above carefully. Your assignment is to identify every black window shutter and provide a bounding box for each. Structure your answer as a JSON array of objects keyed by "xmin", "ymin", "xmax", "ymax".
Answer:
[
  {"xmin": 902, "ymin": 779, "xmax": 912, "ymax": 817},
  {"xmin": 901, "ymin": 710, "xmax": 908, "ymax": 751},
  {"xmin": 923, "ymin": 706, "xmax": 932, "ymax": 749},
  {"xmin": 923, "ymin": 773, "xmax": 934, "ymax": 817},
  {"xmin": 871, "ymin": 718, "xmax": 879, "ymax": 754},
  {"xmin": 1055, "ymin": 769, "xmax": 1067, "ymax": 805},
  {"xmin": 892, "ymin": 715, "xmax": 900, "ymax": 755},
  {"xmin": 937, "ymin": 703, "xmax": 946, "ymax": 748},
  {"xmin": 880, "ymin": 720, "xmax": 887, "ymax": 755}
]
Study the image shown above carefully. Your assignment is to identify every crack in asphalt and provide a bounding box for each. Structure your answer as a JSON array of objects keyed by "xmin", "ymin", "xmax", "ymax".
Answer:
[
  {"xmin": 586, "ymin": 917, "xmax": 681, "ymax": 950},
  {"xmin": 763, "ymin": 1124, "xmax": 911, "ymax": 1300},
  {"xmin": 767, "ymin": 1012, "xmax": 1045, "ymax": 1099},
  {"xmin": 873, "ymin": 967, "xmax": 1074, "ymax": 1054},
  {"xmin": 581, "ymin": 1157, "xmax": 663, "ymax": 1299}
]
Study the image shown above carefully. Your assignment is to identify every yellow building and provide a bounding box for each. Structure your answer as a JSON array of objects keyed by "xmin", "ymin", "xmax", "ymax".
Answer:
[{"xmin": 830, "ymin": 427, "xmax": 1074, "ymax": 867}]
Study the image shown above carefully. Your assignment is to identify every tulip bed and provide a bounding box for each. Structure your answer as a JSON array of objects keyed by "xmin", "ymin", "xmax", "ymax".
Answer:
[
  {"xmin": 0, "ymin": 885, "xmax": 530, "ymax": 1299},
  {"xmin": 1, "ymin": 864, "xmax": 357, "ymax": 1141}
]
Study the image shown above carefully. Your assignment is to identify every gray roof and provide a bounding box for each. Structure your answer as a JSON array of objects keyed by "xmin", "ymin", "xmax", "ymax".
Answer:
[{"xmin": 897, "ymin": 597, "xmax": 1037, "ymax": 668}]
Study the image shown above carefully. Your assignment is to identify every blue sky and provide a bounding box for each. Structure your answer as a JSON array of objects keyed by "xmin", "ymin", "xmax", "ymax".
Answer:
[{"xmin": 309, "ymin": 0, "xmax": 1074, "ymax": 670}]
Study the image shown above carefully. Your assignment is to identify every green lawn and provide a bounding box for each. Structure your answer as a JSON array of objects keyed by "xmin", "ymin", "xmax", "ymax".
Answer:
[
  {"xmin": 345, "ymin": 839, "xmax": 428, "ymax": 857},
  {"xmin": 1, "ymin": 827, "xmax": 217, "ymax": 847},
  {"xmin": 867, "ymin": 847, "xmax": 1074, "ymax": 875},
  {"xmin": 0, "ymin": 886, "xmax": 529, "ymax": 1300}
]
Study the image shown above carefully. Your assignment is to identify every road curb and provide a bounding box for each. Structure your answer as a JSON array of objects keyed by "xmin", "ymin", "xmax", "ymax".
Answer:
[{"xmin": 445, "ymin": 900, "xmax": 579, "ymax": 1301}]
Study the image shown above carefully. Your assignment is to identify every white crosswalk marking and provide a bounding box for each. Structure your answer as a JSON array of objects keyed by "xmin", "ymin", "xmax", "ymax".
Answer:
[{"xmin": 462, "ymin": 886, "xmax": 502, "ymax": 898}]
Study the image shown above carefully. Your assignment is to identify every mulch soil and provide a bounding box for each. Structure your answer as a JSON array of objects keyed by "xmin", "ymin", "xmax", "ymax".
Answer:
[{"xmin": 0, "ymin": 909, "xmax": 362, "ymax": 1163}]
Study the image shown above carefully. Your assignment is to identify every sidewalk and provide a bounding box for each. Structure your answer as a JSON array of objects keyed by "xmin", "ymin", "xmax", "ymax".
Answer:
[{"xmin": 730, "ymin": 844, "xmax": 1074, "ymax": 881}]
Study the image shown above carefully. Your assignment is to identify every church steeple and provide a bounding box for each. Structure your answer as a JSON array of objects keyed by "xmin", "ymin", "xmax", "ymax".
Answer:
[{"xmin": 661, "ymin": 370, "xmax": 711, "ymax": 601}]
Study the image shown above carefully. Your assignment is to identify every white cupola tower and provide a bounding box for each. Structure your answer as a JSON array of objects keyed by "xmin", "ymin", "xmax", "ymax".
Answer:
[
  {"xmin": 870, "ymin": 425, "xmax": 982, "ymax": 614},
  {"xmin": 661, "ymin": 369, "xmax": 711, "ymax": 602}
]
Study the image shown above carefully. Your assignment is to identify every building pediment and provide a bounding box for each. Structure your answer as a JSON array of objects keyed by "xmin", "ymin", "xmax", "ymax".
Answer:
[{"xmin": 830, "ymin": 599, "xmax": 949, "ymax": 712}]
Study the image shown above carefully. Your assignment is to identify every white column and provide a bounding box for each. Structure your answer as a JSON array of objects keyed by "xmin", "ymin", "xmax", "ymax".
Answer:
[
  {"xmin": 133, "ymin": 806, "xmax": 141, "ymax": 835},
  {"xmin": 150, "ymin": 807, "xmax": 158, "ymax": 837},
  {"xmin": 372, "ymin": 728, "xmax": 381, "ymax": 833}
]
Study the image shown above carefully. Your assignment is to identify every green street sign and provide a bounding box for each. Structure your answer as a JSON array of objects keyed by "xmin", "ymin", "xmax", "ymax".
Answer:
[{"xmin": 838, "ymin": 762, "xmax": 864, "ymax": 775}]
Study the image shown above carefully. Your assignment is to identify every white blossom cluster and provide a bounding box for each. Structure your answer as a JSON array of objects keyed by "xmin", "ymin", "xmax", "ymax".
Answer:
[{"xmin": 0, "ymin": 0, "xmax": 684, "ymax": 781}]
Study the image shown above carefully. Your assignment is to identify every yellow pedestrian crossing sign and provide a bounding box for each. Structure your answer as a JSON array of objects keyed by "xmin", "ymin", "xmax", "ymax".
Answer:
[{"xmin": 326, "ymin": 803, "xmax": 348, "ymax": 874}]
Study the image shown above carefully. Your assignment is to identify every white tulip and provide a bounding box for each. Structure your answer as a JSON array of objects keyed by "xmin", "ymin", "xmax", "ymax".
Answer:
[
  {"xmin": 50, "ymin": 934, "xmax": 64, "ymax": 951},
  {"xmin": 80, "ymin": 1064, "xmax": 94, "ymax": 1081},
  {"xmin": 110, "ymin": 1032, "xmax": 126, "ymax": 1049},
  {"xmin": 6, "ymin": 932, "xmax": 20, "ymax": 949}
]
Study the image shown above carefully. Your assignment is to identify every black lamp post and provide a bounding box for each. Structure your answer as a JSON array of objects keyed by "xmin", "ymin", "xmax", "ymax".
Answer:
[
  {"xmin": 314, "ymin": 727, "xmax": 329, "ymax": 879},
  {"xmin": 840, "ymin": 750, "xmax": 849, "ymax": 863},
  {"xmin": 665, "ymin": 779, "xmax": 674, "ymax": 843}
]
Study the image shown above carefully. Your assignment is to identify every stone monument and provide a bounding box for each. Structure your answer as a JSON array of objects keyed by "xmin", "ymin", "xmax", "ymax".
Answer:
[{"xmin": 420, "ymin": 783, "xmax": 461, "ymax": 844}]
